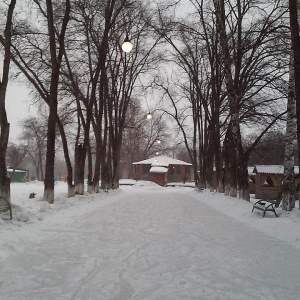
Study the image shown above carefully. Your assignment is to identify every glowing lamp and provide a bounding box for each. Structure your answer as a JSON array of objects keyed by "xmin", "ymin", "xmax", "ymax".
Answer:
[
  {"xmin": 146, "ymin": 112, "xmax": 152, "ymax": 120},
  {"xmin": 121, "ymin": 37, "xmax": 133, "ymax": 53}
]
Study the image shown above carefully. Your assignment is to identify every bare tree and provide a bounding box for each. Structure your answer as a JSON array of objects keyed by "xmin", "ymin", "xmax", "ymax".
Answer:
[
  {"xmin": 0, "ymin": 0, "xmax": 16, "ymax": 201},
  {"xmin": 289, "ymin": 0, "xmax": 300, "ymax": 170},
  {"xmin": 3, "ymin": 1, "xmax": 71, "ymax": 201},
  {"xmin": 282, "ymin": 52, "xmax": 297, "ymax": 211},
  {"xmin": 151, "ymin": 0, "xmax": 288, "ymax": 197},
  {"xmin": 120, "ymin": 99, "xmax": 170, "ymax": 178},
  {"xmin": 42, "ymin": 0, "xmax": 71, "ymax": 203},
  {"xmin": 19, "ymin": 116, "xmax": 48, "ymax": 180},
  {"xmin": 6, "ymin": 143, "xmax": 27, "ymax": 173}
]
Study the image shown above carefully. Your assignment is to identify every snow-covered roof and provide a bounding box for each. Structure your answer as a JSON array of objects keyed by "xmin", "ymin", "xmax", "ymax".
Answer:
[
  {"xmin": 7, "ymin": 169, "xmax": 27, "ymax": 173},
  {"xmin": 132, "ymin": 155, "xmax": 192, "ymax": 166},
  {"xmin": 149, "ymin": 166, "xmax": 168, "ymax": 173},
  {"xmin": 254, "ymin": 165, "xmax": 299, "ymax": 174}
]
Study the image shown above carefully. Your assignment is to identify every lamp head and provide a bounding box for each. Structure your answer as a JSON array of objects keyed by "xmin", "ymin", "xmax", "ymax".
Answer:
[
  {"xmin": 146, "ymin": 112, "xmax": 152, "ymax": 120},
  {"xmin": 121, "ymin": 37, "xmax": 133, "ymax": 53}
]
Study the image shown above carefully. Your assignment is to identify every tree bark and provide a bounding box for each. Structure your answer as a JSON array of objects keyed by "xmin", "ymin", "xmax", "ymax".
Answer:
[
  {"xmin": 0, "ymin": 0, "xmax": 16, "ymax": 201},
  {"xmin": 43, "ymin": 0, "xmax": 70, "ymax": 203},
  {"xmin": 74, "ymin": 143, "xmax": 85, "ymax": 195},
  {"xmin": 213, "ymin": 0, "xmax": 249, "ymax": 200},
  {"xmin": 282, "ymin": 52, "xmax": 297, "ymax": 211},
  {"xmin": 289, "ymin": 0, "xmax": 300, "ymax": 172},
  {"xmin": 57, "ymin": 119, "xmax": 75, "ymax": 197}
]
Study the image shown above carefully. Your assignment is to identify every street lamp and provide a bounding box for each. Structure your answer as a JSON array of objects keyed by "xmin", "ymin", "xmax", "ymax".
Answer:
[
  {"xmin": 121, "ymin": 36, "xmax": 133, "ymax": 53},
  {"xmin": 146, "ymin": 112, "xmax": 152, "ymax": 120}
]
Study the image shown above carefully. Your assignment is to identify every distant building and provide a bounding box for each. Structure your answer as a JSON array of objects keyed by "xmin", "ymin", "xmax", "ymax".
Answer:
[
  {"xmin": 132, "ymin": 155, "xmax": 193, "ymax": 186},
  {"xmin": 7, "ymin": 169, "xmax": 28, "ymax": 182}
]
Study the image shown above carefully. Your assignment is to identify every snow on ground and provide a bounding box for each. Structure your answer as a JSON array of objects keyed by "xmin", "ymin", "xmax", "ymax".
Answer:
[{"xmin": 1, "ymin": 180, "xmax": 300, "ymax": 299}]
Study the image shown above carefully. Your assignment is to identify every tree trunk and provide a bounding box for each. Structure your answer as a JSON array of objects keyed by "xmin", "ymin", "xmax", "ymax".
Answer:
[
  {"xmin": 57, "ymin": 119, "xmax": 75, "ymax": 197},
  {"xmin": 0, "ymin": 122, "xmax": 10, "ymax": 200},
  {"xmin": 238, "ymin": 159, "xmax": 250, "ymax": 201},
  {"xmin": 44, "ymin": 103, "xmax": 56, "ymax": 204},
  {"xmin": 43, "ymin": 0, "xmax": 70, "ymax": 203},
  {"xmin": 74, "ymin": 143, "xmax": 85, "ymax": 195},
  {"xmin": 223, "ymin": 131, "xmax": 231, "ymax": 196},
  {"xmin": 0, "ymin": 0, "xmax": 16, "ymax": 201},
  {"xmin": 216, "ymin": 146, "xmax": 224, "ymax": 193},
  {"xmin": 90, "ymin": 137, "xmax": 102, "ymax": 194},
  {"xmin": 111, "ymin": 140, "xmax": 122, "ymax": 189},
  {"xmin": 213, "ymin": 0, "xmax": 248, "ymax": 199},
  {"xmin": 86, "ymin": 142, "xmax": 94, "ymax": 194},
  {"xmin": 290, "ymin": 0, "xmax": 300, "ymax": 172},
  {"xmin": 282, "ymin": 52, "xmax": 297, "ymax": 211}
]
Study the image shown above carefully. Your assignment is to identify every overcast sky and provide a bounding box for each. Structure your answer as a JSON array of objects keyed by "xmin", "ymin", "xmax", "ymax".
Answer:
[
  {"xmin": 6, "ymin": 81, "xmax": 37, "ymax": 143},
  {"xmin": 3, "ymin": 0, "xmax": 195, "ymax": 144}
]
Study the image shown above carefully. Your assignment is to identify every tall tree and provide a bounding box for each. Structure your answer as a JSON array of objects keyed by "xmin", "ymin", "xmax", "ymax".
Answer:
[
  {"xmin": 282, "ymin": 53, "xmax": 297, "ymax": 211},
  {"xmin": 289, "ymin": 0, "xmax": 300, "ymax": 182},
  {"xmin": 0, "ymin": 0, "xmax": 16, "ymax": 201},
  {"xmin": 213, "ymin": 0, "xmax": 251, "ymax": 200},
  {"xmin": 43, "ymin": 0, "xmax": 70, "ymax": 203},
  {"xmin": 212, "ymin": 0, "xmax": 288, "ymax": 200},
  {"xmin": 19, "ymin": 116, "xmax": 48, "ymax": 181}
]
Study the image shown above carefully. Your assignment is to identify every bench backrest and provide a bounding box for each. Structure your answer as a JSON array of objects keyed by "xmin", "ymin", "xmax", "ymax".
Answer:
[{"xmin": 261, "ymin": 199, "xmax": 280, "ymax": 207}]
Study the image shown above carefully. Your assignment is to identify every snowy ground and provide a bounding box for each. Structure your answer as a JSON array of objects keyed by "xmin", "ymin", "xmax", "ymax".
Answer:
[{"xmin": 1, "ymin": 180, "xmax": 300, "ymax": 299}]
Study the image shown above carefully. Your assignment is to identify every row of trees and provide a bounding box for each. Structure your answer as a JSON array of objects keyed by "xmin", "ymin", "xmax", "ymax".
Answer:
[
  {"xmin": 151, "ymin": 0, "xmax": 299, "ymax": 210},
  {"xmin": 0, "ymin": 0, "xmax": 299, "ymax": 211},
  {"xmin": 6, "ymin": 121, "xmax": 287, "ymax": 182},
  {"xmin": 7, "ymin": 102, "xmax": 171, "ymax": 181},
  {"xmin": 1, "ymin": 0, "xmax": 166, "ymax": 203}
]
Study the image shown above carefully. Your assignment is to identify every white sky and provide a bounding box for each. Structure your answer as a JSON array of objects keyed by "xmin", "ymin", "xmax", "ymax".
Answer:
[{"xmin": 6, "ymin": 81, "xmax": 37, "ymax": 143}]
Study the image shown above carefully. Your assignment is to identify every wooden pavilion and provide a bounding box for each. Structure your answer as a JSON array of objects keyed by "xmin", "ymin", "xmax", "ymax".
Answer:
[
  {"xmin": 132, "ymin": 155, "xmax": 193, "ymax": 186},
  {"xmin": 253, "ymin": 165, "xmax": 300, "ymax": 200}
]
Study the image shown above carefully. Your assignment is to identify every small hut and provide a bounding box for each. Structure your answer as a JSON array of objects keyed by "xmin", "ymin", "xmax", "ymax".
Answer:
[
  {"xmin": 132, "ymin": 155, "xmax": 192, "ymax": 186},
  {"xmin": 253, "ymin": 165, "xmax": 300, "ymax": 200},
  {"xmin": 7, "ymin": 169, "xmax": 28, "ymax": 182}
]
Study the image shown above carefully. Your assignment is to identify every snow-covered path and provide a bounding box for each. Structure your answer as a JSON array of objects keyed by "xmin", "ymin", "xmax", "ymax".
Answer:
[{"xmin": 1, "ymin": 187, "xmax": 300, "ymax": 300}]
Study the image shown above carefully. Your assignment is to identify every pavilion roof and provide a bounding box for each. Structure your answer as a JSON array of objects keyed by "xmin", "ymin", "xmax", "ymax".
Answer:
[{"xmin": 132, "ymin": 155, "xmax": 192, "ymax": 167}]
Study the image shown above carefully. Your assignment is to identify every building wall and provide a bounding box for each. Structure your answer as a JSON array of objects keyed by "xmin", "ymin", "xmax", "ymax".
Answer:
[
  {"xmin": 151, "ymin": 173, "xmax": 167, "ymax": 186},
  {"xmin": 133, "ymin": 164, "xmax": 192, "ymax": 184},
  {"xmin": 8, "ymin": 171, "xmax": 27, "ymax": 182},
  {"xmin": 255, "ymin": 173, "xmax": 282, "ymax": 200}
]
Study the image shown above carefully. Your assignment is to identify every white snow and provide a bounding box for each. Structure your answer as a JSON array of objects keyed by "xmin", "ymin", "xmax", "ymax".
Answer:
[
  {"xmin": 1, "ymin": 180, "xmax": 300, "ymax": 299},
  {"xmin": 149, "ymin": 166, "xmax": 168, "ymax": 173},
  {"xmin": 254, "ymin": 165, "xmax": 299, "ymax": 174},
  {"xmin": 132, "ymin": 155, "xmax": 192, "ymax": 166}
]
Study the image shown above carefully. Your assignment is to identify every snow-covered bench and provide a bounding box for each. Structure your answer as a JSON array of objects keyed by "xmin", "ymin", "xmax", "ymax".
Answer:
[
  {"xmin": 0, "ymin": 196, "xmax": 12, "ymax": 220},
  {"xmin": 252, "ymin": 199, "xmax": 279, "ymax": 218}
]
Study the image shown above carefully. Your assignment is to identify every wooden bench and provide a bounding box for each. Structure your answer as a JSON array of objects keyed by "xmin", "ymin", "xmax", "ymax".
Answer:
[
  {"xmin": 0, "ymin": 196, "xmax": 12, "ymax": 220},
  {"xmin": 252, "ymin": 199, "xmax": 280, "ymax": 218}
]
